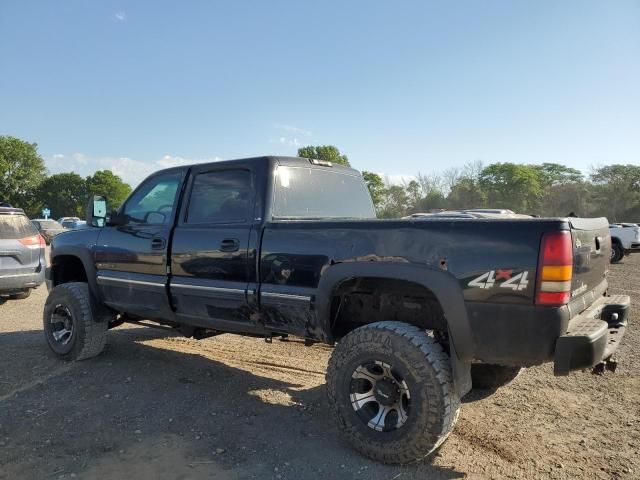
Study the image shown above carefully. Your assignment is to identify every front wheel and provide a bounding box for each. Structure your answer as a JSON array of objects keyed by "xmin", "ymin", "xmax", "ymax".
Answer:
[
  {"xmin": 611, "ymin": 243, "xmax": 624, "ymax": 263},
  {"xmin": 326, "ymin": 322, "xmax": 460, "ymax": 464},
  {"xmin": 43, "ymin": 282, "xmax": 108, "ymax": 361}
]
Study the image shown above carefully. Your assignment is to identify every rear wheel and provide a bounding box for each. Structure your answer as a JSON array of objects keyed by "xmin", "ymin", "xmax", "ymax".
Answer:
[
  {"xmin": 326, "ymin": 321, "xmax": 460, "ymax": 464},
  {"xmin": 10, "ymin": 289, "xmax": 31, "ymax": 300},
  {"xmin": 43, "ymin": 282, "xmax": 108, "ymax": 361},
  {"xmin": 471, "ymin": 364, "xmax": 522, "ymax": 389},
  {"xmin": 611, "ymin": 243, "xmax": 624, "ymax": 263}
]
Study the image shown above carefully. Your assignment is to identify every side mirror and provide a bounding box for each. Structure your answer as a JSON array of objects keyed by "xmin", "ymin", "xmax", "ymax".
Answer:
[
  {"xmin": 107, "ymin": 209, "xmax": 125, "ymax": 226},
  {"xmin": 86, "ymin": 195, "xmax": 107, "ymax": 227}
]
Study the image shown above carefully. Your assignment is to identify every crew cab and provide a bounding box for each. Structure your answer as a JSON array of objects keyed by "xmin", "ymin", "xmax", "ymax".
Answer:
[
  {"xmin": 609, "ymin": 223, "xmax": 640, "ymax": 263},
  {"xmin": 44, "ymin": 156, "xmax": 629, "ymax": 464}
]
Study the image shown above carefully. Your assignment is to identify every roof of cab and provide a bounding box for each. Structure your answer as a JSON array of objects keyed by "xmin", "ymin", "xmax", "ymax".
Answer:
[{"xmin": 149, "ymin": 155, "xmax": 360, "ymax": 178}]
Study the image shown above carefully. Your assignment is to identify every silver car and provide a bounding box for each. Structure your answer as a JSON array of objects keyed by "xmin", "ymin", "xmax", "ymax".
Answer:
[{"xmin": 0, "ymin": 207, "xmax": 45, "ymax": 299}]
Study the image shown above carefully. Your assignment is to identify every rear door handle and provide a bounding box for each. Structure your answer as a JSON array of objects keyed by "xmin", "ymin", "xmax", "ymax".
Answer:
[
  {"xmin": 220, "ymin": 238, "xmax": 240, "ymax": 252},
  {"xmin": 151, "ymin": 238, "xmax": 166, "ymax": 250}
]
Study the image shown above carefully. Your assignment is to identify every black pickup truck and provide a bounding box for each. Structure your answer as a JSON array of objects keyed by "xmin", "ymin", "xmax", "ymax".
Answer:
[{"xmin": 45, "ymin": 156, "xmax": 629, "ymax": 464}]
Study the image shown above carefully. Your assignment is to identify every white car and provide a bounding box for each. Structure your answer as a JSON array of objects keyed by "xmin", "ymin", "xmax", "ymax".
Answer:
[{"xmin": 609, "ymin": 223, "xmax": 640, "ymax": 263}]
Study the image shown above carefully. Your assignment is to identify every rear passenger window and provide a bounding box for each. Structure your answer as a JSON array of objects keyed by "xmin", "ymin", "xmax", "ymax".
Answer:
[
  {"xmin": 187, "ymin": 170, "xmax": 252, "ymax": 224},
  {"xmin": 0, "ymin": 215, "xmax": 37, "ymax": 239}
]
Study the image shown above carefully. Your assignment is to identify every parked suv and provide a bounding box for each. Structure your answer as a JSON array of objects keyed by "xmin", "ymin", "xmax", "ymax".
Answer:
[{"xmin": 1, "ymin": 207, "xmax": 46, "ymax": 299}]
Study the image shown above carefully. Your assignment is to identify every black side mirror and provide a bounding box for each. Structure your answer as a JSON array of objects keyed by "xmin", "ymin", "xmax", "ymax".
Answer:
[
  {"xmin": 107, "ymin": 209, "xmax": 126, "ymax": 226},
  {"xmin": 86, "ymin": 195, "xmax": 108, "ymax": 227}
]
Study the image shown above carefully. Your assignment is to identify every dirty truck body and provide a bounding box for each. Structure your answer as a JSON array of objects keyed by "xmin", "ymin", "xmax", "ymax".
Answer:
[{"xmin": 45, "ymin": 156, "xmax": 629, "ymax": 463}]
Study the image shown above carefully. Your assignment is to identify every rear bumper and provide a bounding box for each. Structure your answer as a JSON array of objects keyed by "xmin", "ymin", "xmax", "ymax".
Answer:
[
  {"xmin": 628, "ymin": 242, "xmax": 640, "ymax": 252},
  {"xmin": 0, "ymin": 269, "xmax": 45, "ymax": 294},
  {"xmin": 554, "ymin": 294, "xmax": 629, "ymax": 375}
]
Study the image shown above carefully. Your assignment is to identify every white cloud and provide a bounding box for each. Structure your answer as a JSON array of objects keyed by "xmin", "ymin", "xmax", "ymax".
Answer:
[
  {"xmin": 46, "ymin": 153, "xmax": 221, "ymax": 187},
  {"xmin": 383, "ymin": 174, "xmax": 417, "ymax": 185},
  {"xmin": 274, "ymin": 124, "xmax": 312, "ymax": 136},
  {"xmin": 269, "ymin": 137, "xmax": 301, "ymax": 147},
  {"xmin": 114, "ymin": 11, "xmax": 126, "ymax": 22}
]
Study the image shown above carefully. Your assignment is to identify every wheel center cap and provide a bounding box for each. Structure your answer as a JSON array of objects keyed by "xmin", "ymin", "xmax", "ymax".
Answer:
[{"xmin": 374, "ymin": 379, "xmax": 399, "ymax": 406}]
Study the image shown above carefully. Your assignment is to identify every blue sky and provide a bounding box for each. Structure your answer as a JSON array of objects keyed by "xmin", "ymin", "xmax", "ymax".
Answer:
[{"xmin": 1, "ymin": 1, "xmax": 639, "ymax": 186}]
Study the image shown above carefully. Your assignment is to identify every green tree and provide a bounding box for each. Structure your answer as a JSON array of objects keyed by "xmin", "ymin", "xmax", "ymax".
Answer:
[
  {"xmin": 447, "ymin": 177, "xmax": 486, "ymax": 209},
  {"xmin": 533, "ymin": 163, "xmax": 583, "ymax": 188},
  {"xmin": 378, "ymin": 185, "xmax": 409, "ymax": 218},
  {"xmin": 478, "ymin": 163, "xmax": 543, "ymax": 213},
  {"xmin": 86, "ymin": 170, "xmax": 132, "ymax": 210},
  {"xmin": 297, "ymin": 145, "xmax": 350, "ymax": 166},
  {"xmin": 361, "ymin": 171, "xmax": 386, "ymax": 210},
  {"xmin": 589, "ymin": 164, "xmax": 640, "ymax": 221},
  {"xmin": 38, "ymin": 173, "xmax": 87, "ymax": 219},
  {"xmin": 0, "ymin": 135, "xmax": 47, "ymax": 214}
]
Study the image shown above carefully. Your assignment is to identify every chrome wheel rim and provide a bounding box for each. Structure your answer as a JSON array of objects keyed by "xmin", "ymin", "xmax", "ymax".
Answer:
[
  {"xmin": 50, "ymin": 304, "xmax": 74, "ymax": 345},
  {"xmin": 349, "ymin": 360, "xmax": 411, "ymax": 432}
]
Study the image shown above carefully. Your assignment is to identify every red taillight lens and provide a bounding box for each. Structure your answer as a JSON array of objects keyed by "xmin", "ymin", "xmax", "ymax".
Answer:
[
  {"xmin": 536, "ymin": 231, "xmax": 573, "ymax": 306},
  {"xmin": 19, "ymin": 235, "xmax": 43, "ymax": 248},
  {"xmin": 539, "ymin": 231, "xmax": 572, "ymax": 265}
]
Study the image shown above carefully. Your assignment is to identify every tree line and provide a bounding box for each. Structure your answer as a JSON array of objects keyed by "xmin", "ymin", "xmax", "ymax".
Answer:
[
  {"xmin": 298, "ymin": 146, "xmax": 640, "ymax": 221},
  {"xmin": 1, "ymin": 136, "xmax": 637, "ymax": 221},
  {"xmin": 0, "ymin": 136, "xmax": 131, "ymax": 219}
]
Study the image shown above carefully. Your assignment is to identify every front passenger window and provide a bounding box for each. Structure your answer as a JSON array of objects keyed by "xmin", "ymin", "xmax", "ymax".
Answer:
[{"xmin": 122, "ymin": 172, "xmax": 182, "ymax": 225}]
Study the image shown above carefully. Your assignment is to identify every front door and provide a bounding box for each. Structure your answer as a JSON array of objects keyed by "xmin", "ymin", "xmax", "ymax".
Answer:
[
  {"xmin": 170, "ymin": 167, "xmax": 256, "ymax": 328},
  {"xmin": 95, "ymin": 170, "xmax": 184, "ymax": 321}
]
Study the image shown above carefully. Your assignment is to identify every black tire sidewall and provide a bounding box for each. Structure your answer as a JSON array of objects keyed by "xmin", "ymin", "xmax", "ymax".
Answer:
[
  {"xmin": 328, "ymin": 324, "xmax": 454, "ymax": 462},
  {"xmin": 43, "ymin": 284, "xmax": 89, "ymax": 359},
  {"xmin": 335, "ymin": 348, "xmax": 429, "ymax": 447},
  {"xmin": 612, "ymin": 244, "xmax": 624, "ymax": 263}
]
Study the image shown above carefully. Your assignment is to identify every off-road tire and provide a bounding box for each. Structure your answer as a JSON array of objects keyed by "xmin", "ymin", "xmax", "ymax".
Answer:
[
  {"xmin": 326, "ymin": 321, "xmax": 460, "ymax": 464},
  {"xmin": 43, "ymin": 282, "xmax": 108, "ymax": 361},
  {"xmin": 611, "ymin": 243, "xmax": 624, "ymax": 263},
  {"xmin": 10, "ymin": 289, "xmax": 31, "ymax": 300},
  {"xmin": 471, "ymin": 364, "xmax": 522, "ymax": 389}
]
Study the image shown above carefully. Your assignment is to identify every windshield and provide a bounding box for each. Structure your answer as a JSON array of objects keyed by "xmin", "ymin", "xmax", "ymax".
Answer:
[{"xmin": 272, "ymin": 166, "xmax": 376, "ymax": 220}]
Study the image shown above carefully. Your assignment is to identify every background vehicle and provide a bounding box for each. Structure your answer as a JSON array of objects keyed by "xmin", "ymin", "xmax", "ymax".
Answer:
[
  {"xmin": 0, "ymin": 207, "xmax": 46, "ymax": 299},
  {"xmin": 609, "ymin": 223, "xmax": 640, "ymax": 263},
  {"xmin": 57, "ymin": 216, "xmax": 80, "ymax": 225},
  {"xmin": 31, "ymin": 218, "xmax": 67, "ymax": 244},
  {"xmin": 61, "ymin": 219, "xmax": 88, "ymax": 230},
  {"xmin": 45, "ymin": 156, "xmax": 628, "ymax": 464},
  {"xmin": 404, "ymin": 209, "xmax": 533, "ymax": 220}
]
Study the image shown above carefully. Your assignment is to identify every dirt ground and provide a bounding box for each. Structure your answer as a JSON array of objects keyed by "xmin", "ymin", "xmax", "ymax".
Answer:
[{"xmin": 0, "ymin": 257, "xmax": 638, "ymax": 480}]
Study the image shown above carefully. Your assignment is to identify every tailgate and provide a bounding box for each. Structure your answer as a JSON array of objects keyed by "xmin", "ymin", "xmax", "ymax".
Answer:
[{"xmin": 570, "ymin": 217, "xmax": 610, "ymax": 301}]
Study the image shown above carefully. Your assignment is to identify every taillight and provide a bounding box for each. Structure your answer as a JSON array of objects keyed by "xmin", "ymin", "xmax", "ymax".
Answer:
[
  {"xmin": 19, "ymin": 234, "xmax": 46, "ymax": 249},
  {"xmin": 536, "ymin": 231, "xmax": 573, "ymax": 306}
]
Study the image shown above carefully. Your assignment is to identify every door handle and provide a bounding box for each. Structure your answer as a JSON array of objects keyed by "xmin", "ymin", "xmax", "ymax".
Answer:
[
  {"xmin": 220, "ymin": 238, "xmax": 240, "ymax": 252},
  {"xmin": 151, "ymin": 237, "xmax": 166, "ymax": 250}
]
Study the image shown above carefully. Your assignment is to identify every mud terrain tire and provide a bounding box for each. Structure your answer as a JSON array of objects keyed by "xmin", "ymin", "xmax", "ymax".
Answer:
[{"xmin": 326, "ymin": 321, "xmax": 460, "ymax": 464}]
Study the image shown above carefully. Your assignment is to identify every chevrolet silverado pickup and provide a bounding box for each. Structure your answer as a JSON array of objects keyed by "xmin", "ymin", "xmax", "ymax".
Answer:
[{"xmin": 44, "ymin": 156, "xmax": 629, "ymax": 464}]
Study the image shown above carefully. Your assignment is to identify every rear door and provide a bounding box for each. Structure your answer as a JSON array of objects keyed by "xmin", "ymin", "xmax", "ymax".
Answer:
[
  {"xmin": 0, "ymin": 213, "xmax": 42, "ymax": 280},
  {"xmin": 95, "ymin": 170, "xmax": 185, "ymax": 320},
  {"xmin": 570, "ymin": 217, "xmax": 611, "ymax": 300},
  {"xmin": 169, "ymin": 166, "xmax": 257, "ymax": 328}
]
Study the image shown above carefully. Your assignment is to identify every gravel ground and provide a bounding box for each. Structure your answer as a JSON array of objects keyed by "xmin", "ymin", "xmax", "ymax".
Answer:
[{"xmin": 0, "ymin": 256, "xmax": 638, "ymax": 479}]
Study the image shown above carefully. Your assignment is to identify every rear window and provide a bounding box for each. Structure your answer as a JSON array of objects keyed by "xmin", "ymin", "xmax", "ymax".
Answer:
[
  {"xmin": 272, "ymin": 166, "xmax": 376, "ymax": 220},
  {"xmin": 0, "ymin": 214, "xmax": 37, "ymax": 239},
  {"xmin": 38, "ymin": 220, "xmax": 60, "ymax": 228}
]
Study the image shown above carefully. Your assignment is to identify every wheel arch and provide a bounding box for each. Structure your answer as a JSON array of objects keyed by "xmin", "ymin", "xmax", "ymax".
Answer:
[
  {"xmin": 50, "ymin": 247, "xmax": 100, "ymax": 301},
  {"xmin": 315, "ymin": 262, "xmax": 474, "ymax": 361}
]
